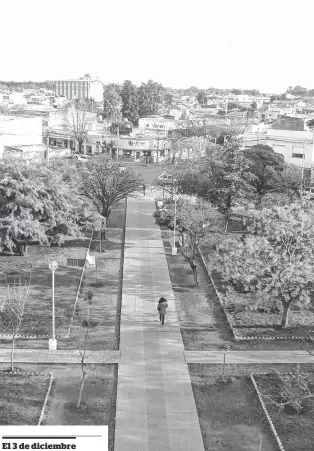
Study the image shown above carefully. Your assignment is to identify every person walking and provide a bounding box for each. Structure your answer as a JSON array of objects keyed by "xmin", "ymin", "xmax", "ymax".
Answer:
[
  {"xmin": 142, "ymin": 183, "xmax": 146, "ymax": 196},
  {"xmin": 157, "ymin": 297, "xmax": 168, "ymax": 325}
]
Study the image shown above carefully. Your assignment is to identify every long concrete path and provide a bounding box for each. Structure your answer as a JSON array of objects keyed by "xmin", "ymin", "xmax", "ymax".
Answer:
[
  {"xmin": 114, "ymin": 196, "xmax": 205, "ymax": 451},
  {"xmin": 1, "ymin": 349, "xmax": 314, "ymax": 365}
]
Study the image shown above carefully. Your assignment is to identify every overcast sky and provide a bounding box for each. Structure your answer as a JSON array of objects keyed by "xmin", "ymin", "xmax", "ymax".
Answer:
[{"xmin": 2, "ymin": 0, "xmax": 313, "ymax": 93}]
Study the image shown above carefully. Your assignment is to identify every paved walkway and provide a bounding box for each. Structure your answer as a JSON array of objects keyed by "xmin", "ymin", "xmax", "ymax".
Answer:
[
  {"xmin": 1, "ymin": 349, "xmax": 314, "ymax": 365},
  {"xmin": 185, "ymin": 350, "xmax": 314, "ymax": 364},
  {"xmin": 114, "ymin": 196, "xmax": 205, "ymax": 451},
  {"xmin": 0, "ymin": 349, "xmax": 120, "ymax": 364}
]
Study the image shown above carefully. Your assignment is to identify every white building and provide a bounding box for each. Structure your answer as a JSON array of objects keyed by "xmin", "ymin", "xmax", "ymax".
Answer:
[
  {"xmin": 242, "ymin": 128, "xmax": 314, "ymax": 171},
  {"xmin": 138, "ymin": 116, "xmax": 177, "ymax": 137},
  {"xmin": 0, "ymin": 115, "xmax": 43, "ymax": 148},
  {"xmin": 54, "ymin": 74, "xmax": 104, "ymax": 102}
]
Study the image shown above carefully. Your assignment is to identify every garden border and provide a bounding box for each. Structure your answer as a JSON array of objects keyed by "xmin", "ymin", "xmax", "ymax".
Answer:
[
  {"xmin": 250, "ymin": 373, "xmax": 286, "ymax": 451},
  {"xmin": 198, "ymin": 245, "xmax": 311, "ymax": 342},
  {"xmin": 65, "ymin": 229, "xmax": 94, "ymax": 338},
  {"xmin": 38, "ymin": 372, "xmax": 54, "ymax": 425}
]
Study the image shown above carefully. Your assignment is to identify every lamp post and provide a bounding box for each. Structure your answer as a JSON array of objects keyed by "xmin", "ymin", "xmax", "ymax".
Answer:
[
  {"xmin": 48, "ymin": 260, "xmax": 58, "ymax": 350},
  {"xmin": 172, "ymin": 194, "xmax": 178, "ymax": 256}
]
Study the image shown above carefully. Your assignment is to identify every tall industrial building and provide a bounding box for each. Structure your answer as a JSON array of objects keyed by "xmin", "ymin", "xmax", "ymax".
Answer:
[{"xmin": 54, "ymin": 74, "xmax": 103, "ymax": 102}]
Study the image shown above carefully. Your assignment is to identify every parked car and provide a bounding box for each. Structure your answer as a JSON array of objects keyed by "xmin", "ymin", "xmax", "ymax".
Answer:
[
  {"xmin": 73, "ymin": 155, "xmax": 90, "ymax": 163},
  {"xmin": 158, "ymin": 171, "xmax": 174, "ymax": 184},
  {"xmin": 303, "ymin": 186, "xmax": 314, "ymax": 199}
]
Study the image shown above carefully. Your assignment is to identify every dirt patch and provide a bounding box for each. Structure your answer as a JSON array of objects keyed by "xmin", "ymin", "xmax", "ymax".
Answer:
[
  {"xmin": 254, "ymin": 373, "xmax": 314, "ymax": 451},
  {"xmin": 0, "ymin": 200, "xmax": 126, "ymax": 350},
  {"xmin": 190, "ymin": 371, "xmax": 277, "ymax": 451},
  {"xmin": 0, "ymin": 372, "xmax": 50, "ymax": 425},
  {"xmin": 0, "ymin": 362, "xmax": 117, "ymax": 451}
]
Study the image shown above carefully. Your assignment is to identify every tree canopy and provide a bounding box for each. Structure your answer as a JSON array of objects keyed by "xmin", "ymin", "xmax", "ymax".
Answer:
[
  {"xmin": 0, "ymin": 161, "xmax": 83, "ymax": 256},
  {"xmin": 79, "ymin": 155, "xmax": 143, "ymax": 221}
]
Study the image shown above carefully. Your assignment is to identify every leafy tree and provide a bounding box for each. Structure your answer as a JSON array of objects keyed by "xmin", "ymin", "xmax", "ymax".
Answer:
[
  {"xmin": 230, "ymin": 89, "xmax": 242, "ymax": 95},
  {"xmin": 214, "ymin": 201, "xmax": 314, "ymax": 327},
  {"xmin": 103, "ymin": 83, "xmax": 122, "ymax": 123},
  {"xmin": 160, "ymin": 199, "xmax": 221, "ymax": 284},
  {"xmin": 163, "ymin": 92, "xmax": 175, "ymax": 111},
  {"xmin": 227, "ymin": 102, "xmax": 238, "ymax": 110},
  {"xmin": 198, "ymin": 137, "xmax": 254, "ymax": 233},
  {"xmin": 79, "ymin": 155, "xmax": 143, "ymax": 235},
  {"xmin": 276, "ymin": 163, "xmax": 304, "ymax": 201},
  {"xmin": 137, "ymin": 80, "xmax": 165, "ymax": 116},
  {"xmin": 242, "ymin": 144, "xmax": 285, "ymax": 203},
  {"xmin": 64, "ymin": 100, "xmax": 95, "ymax": 153},
  {"xmin": 121, "ymin": 80, "xmax": 139, "ymax": 125},
  {"xmin": 289, "ymin": 85, "xmax": 308, "ymax": 97},
  {"xmin": 196, "ymin": 89, "xmax": 207, "ymax": 105},
  {"xmin": 0, "ymin": 162, "xmax": 82, "ymax": 256},
  {"xmin": 306, "ymin": 119, "xmax": 314, "ymax": 131},
  {"xmin": 171, "ymin": 136, "xmax": 206, "ymax": 163}
]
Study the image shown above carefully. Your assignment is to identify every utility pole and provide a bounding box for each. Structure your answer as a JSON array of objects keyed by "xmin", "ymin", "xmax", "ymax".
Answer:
[
  {"xmin": 46, "ymin": 133, "xmax": 50, "ymax": 164},
  {"xmin": 301, "ymin": 138, "xmax": 308, "ymax": 192},
  {"xmin": 156, "ymin": 129, "xmax": 160, "ymax": 163},
  {"xmin": 116, "ymin": 126, "xmax": 119, "ymax": 162}
]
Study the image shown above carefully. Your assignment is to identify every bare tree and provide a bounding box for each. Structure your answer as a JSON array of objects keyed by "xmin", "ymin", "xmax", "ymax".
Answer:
[
  {"xmin": 71, "ymin": 290, "xmax": 113, "ymax": 409},
  {"xmin": 64, "ymin": 100, "xmax": 95, "ymax": 154},
  {"xmin": 260, "ymin": 365, "xmax": 314, "ymax": 416},
  {"xmin": 1, "ymin": 276, "xmax": 31, "ymax": 372},
  {"xmin": 79, "ymin": 155, "xmax": 143, "ymax": 234}
]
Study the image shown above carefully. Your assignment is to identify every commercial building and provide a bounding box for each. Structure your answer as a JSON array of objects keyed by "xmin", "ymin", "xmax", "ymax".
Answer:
[
  {"xmin": 242, "ymin": 127, "xmax": 314, "ymax": 176},
  {"xmin": 54, "ymin": 74, "xmax": 103, "ymax": 102},
  {"xmin": 0, "ymin": 114, "xmax": 49, "ymax": 161}
]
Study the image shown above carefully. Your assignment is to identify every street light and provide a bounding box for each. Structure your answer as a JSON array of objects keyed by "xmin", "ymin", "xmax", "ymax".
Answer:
[
  {"xmin": 172, "ymin": 194, "xmax": 178, "ymax": 256},
  {"xmin": 48, "ymin": 260, "xmax": 58, "ymax": 351}
]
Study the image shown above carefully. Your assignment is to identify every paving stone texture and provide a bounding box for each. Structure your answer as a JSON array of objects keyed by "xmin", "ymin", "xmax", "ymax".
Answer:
[{"xmin": 114, "ymin": 196, "xmax": 205, "ymax": 451}]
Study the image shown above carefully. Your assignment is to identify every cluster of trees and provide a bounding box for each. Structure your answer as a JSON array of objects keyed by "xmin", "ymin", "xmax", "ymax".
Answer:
[
  {"xmin": 0, "ymin": 80, "xmax": 54, "ymax": 91},
  {"xmin": 154, "ymin": 133, "xmax": 313, "ymax": 328},
  {"xmin": 0, "ymin": 155, "xmax": 143, "ymax": 256},
  {"xmin": 103, "ymin": 80, "xmax": 174, "ymax": 125},
  {"xmin": 287, "ymin": 85, "xmax": 314, "ymax": 97}
]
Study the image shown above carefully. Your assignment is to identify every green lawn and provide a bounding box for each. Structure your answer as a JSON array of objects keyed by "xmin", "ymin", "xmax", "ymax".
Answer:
[{"xmin": 0, "ymin": 372, "xmax": 50, "ymax": 425}]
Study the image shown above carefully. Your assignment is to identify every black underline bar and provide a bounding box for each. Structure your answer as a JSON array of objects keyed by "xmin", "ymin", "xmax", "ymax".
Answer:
[{"xmin": 2, "ymin": 437, "xmax": 76, "ymax": 440}]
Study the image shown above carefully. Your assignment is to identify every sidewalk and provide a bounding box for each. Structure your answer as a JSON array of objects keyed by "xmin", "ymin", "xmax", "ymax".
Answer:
[
  {"xmin": 0, "ymin": 349, "xmax": 120, "ymax": 364},
  {"xmin": 114, "ymin": 197, "xmax": 205, "ymax": 451}
]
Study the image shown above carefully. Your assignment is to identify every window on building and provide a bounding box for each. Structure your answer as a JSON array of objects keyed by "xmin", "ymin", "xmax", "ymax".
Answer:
[{"xmin": 292, "ymin": 153, "xmax": 305, "ymax": 159}]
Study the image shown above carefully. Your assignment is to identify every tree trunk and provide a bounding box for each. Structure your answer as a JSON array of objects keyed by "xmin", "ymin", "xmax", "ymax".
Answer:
[
  {"xmin": 76, "ymin": 372, "xmax": 86, "ymax": 409},
  {"xmin": 11, "ymin": 334, "xmax": 15, "ymax": 372},
  {"xmin": 18, "ymin": 242, "xmax": 27, "ymax": 256},
  {"xmin": 224, "ymin": 217, "xmax": 229, "ymax": 235},
  {"xmin": 281, "ymin": 303, "xmax": 290, "ymax": 328}
]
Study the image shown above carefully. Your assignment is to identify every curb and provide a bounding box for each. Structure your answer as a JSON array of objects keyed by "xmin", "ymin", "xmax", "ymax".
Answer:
[
  {"xmin": 66, "ymin": 230, "xmax": 94, "ymax": 336},
  {"xmin": 198, "ymin": 245, "xmax": 238, "ymax": 341},
  {"xmin": 0, "ymin": 371, "xmax": 51, "ymax": 375},
  {"xmin": 0, "ymin": 334, "xmax": 69, "ymax": 340},
  {"xmin": 37, "ymin": 372, "xmax": 54, "ymax": 425},
  {"xmin": 251, "ymin": 374, "xmax": 286, "ymax": 451}
]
